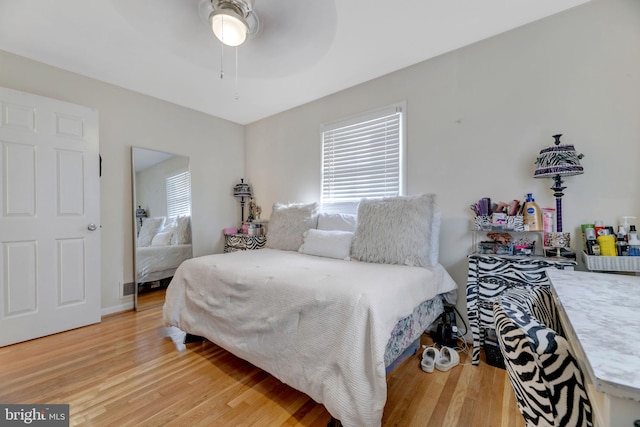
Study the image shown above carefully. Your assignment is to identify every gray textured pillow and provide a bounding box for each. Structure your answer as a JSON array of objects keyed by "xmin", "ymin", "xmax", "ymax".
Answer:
[
  {"xmin": 266, "ymin": 202, "xmax": 319, "ymax": 251},
  {"xmin": 171, "ymin": 215, "xmax": 191, "ymax": 245},
  {"xmin": 351, "ymin": 194, "xmax": 436, "ymax": 267}
]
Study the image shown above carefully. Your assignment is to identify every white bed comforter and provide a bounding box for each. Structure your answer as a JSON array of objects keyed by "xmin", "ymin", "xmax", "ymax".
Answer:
[
  {"xmin": 163, "ymin": 248, "xmax": 457, "ymax": 427},
  {"xmin": 136, "ymin": 244, "xmax": 192, "ymax": 282}
]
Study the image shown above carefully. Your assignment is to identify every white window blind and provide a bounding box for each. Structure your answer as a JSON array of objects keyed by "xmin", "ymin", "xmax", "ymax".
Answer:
[
  {"xmin": 321, "ymin": 104, "xmax": 405, "ymax": 213},
  {"xmin": 166, "ymin": 170, "xmax": 191, "ymax": 218}
]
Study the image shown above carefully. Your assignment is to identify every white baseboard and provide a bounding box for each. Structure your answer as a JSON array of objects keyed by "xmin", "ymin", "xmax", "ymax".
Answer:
[{"xmin": 101, "ymin": 302, "xmax": 134, "ymax": 317}]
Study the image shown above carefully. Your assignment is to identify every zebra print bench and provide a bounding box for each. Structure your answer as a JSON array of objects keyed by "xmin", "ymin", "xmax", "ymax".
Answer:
[{"xmin": 494, "ymin": 286, "xmax": 593, "ymax": 427}]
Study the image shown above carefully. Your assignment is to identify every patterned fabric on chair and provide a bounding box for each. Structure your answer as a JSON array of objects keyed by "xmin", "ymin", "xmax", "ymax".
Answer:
[
  {"xmin": 494, "ymin": 286, "xmax": 593, "ymax": 427},
  {"xmin": 497, "ymin": 285, "xmax": 563, "ymax": 335}
]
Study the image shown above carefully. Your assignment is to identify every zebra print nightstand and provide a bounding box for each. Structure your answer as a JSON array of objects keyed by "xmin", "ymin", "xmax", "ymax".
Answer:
[
  {"xmin": 223, "ymin": 233, "xmax": 267, "ymax": 253},
  {"xmin": 466, "ymin": 253, "xmax": 576, "ymax": 365}
]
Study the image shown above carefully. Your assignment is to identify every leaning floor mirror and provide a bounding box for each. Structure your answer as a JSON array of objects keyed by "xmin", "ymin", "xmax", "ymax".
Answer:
[{"xmin": 131, "ymin": 147, "xmax": 192, "ymax": 311}]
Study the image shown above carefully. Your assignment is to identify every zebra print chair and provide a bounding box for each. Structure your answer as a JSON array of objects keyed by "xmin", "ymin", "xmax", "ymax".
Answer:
[{"xmin": 494, "ymin": 286, "xmax": 593, "ymax": 427}]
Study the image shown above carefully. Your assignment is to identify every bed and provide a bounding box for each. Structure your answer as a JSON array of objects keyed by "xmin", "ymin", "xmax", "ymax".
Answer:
[
  {"xmin": 163, "ymin": 194, "xmax": 458, "ymax": 427},
  {"xmin": 136, "ymin": 215, "xmax": 192, "ymax": 283},
  {"xmin": 136, "ymin": 244, "xmax": 193, "ymax": 283}
]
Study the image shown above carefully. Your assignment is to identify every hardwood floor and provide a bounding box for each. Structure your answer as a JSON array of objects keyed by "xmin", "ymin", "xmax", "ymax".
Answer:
[{"xmin": 0, "ymin": 306, "xmax": 524, "ymax": 426}]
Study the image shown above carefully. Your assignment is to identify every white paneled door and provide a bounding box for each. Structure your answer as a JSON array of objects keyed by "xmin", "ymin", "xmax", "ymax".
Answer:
[{"xmin": 0, "ymin": 87, "xmax": 100, "ymax": 347}]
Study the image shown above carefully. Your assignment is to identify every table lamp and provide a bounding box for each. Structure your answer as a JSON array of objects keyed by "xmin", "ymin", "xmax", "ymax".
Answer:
[
  {"xmin": 233, "ymin": 178, "xmax": 252, "ymax": 225},
  {"xmin": 534, "ymin": 134, "xmax": 584, "ymax": 257},
  {"xmin": 533, "ymin": 134, "xmax": 584, "ymax": 233},
  {"xmin": 135, "ymin": 205, "xmax": 147, "ymax": 227}
]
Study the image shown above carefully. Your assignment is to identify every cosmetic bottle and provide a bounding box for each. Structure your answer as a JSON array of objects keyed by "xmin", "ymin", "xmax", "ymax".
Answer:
[
  {"xmin": 597, "ymin": 234, "xmax": 617, "ymax": 256},
  {"xmin": 621, "ymin": 216, "xmax": 636, "ymax": 239},
  {"xmin": 523, "ymin": 193, "xmax": 542, "ymax": 231},
  {"xmin": 594, "ymin": 220, "xmax": 606, "ymax": 237},
  {"xmin": 616, "ymin": 230, "xmax": 628, "ymax": 256},
  {"xmin": 628, "ymin": 226, "xmax": 640, "ymax": 256},
  {"xmin": 585, "ymin": 227, "xmax": 599, "ymax": 256}
]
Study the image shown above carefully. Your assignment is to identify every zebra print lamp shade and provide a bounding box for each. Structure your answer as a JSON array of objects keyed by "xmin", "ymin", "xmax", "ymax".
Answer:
[
  {"xmin": 533, "ymin": 134, "xmax": 584, "ymax": 233},
  {"xmin": 534, "ymin": 134, "xmax": 584, "ymax": 178}
]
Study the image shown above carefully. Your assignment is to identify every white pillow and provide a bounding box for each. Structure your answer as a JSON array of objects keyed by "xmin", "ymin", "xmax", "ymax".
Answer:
[
  {"xmin": 351, "ymin": 194, "xmax": 437, "ymax": 267},
  {"xmin": 266, "ymin": 202, "xmax": 319, "ymax": 251},
  {"xmin": 160, "ymin": 224, "xmax": 176, "ymax": 236},
  {"xmin": 299, "ymin": 229, "xmax": 354, "ymax": 260},
  {"xmin": 163, "ymin": 217, "xmax": 177, "ymax": 229},
  {"xmin": 137, "ymin": 217, "xmax": 165, "ymax": 247},
  {"xmin": 171, "ymin": 215, "xmax": 191, "ymax": 245},
  {"xmin": 151, "ymin": 231, "xmax": 173, "ymax": 246},
  {"xmin": 317, "ymin": 212, "xmax": 357, "ymax": 232}
]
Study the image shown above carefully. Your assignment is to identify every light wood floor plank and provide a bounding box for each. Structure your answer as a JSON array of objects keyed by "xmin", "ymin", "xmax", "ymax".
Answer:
[{"xmin": 0, "ymin": 306, "xmax": 524, "ymax": 426}]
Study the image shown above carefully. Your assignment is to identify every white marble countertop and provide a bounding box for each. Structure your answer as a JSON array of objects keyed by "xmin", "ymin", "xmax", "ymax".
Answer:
[{"xmin": 547, "ymin": 269, "xmax": 640, "ymax": 401}]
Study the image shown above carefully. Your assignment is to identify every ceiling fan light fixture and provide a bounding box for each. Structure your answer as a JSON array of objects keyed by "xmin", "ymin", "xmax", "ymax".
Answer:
[{"xmin": 210, "ymin": 8, "xmax": 248, "ymax": 47}]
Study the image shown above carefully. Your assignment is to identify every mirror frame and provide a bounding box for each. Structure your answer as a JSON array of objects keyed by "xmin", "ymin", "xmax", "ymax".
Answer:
[{"xmin": 131, "ymin": 147, "xmax": 192, "ymax": 311}]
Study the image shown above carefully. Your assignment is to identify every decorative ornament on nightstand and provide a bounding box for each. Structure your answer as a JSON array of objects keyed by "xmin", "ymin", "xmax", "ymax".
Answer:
[
  {"xmin": 233, "ymin": 178, "xmax": 252, "ymax": 226},
  {"xmin": 533, "ymin": 134, "xmax": 584, "ymax": 256}
]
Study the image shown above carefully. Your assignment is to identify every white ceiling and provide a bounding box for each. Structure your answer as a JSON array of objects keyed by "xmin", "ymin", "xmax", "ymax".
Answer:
[{"xmin": 0, "ymin": 0, "xmax": 592, "ymax": 125}]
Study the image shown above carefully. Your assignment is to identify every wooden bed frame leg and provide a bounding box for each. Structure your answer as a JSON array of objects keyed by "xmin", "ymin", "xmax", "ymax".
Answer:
[
  {"xmin": 327, "ymin": 417, "xmax": 343, "ymax": 427},
  {"xmin": 183, "ymin": 333, "xmax": 204, "ymax": 344}
]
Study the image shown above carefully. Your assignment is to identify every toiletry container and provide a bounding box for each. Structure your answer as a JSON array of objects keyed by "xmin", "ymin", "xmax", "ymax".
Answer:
[
  {"xmin": 585, "ymin": 227, "xmax": 599, "ymax": 256},
  {"xmin": 621, "ymin": 216, "xmax": 636, "ymax": 240},
  {"xmin": 628, "ymin": 226, "xmax": 640, "ymax": 256},
  {"xmin": 542, "ymin": 208, "xmax": 556, "ymax": 246},
  {"xmin": 616, "ymin": 228, "xmax": 628, "ymax": 256},
  {"xmin": 594, "ymin": 220, "xmax": 605, "ymax": 237},
  {"xmin": 581, "ymin": 223, "xmax": 595, "ymax": 251},
  {"xmin": 523, "ymin": 193, "xmax": 542, "ymax": 231},
  {"xmin": 597, "ymin": 235, "xmax": 617, "ymax": 256}
]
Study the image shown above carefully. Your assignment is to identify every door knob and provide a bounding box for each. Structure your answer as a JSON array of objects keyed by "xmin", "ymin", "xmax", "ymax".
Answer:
[{"xmin": 87, "ymin": 224, "xmax": 97, "ymax": 231}]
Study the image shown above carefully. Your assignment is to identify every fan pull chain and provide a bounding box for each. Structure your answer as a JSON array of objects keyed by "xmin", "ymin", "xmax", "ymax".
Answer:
[
  {"xmin": 235, "ymin": 46, "xmax": 240, "ymax": 100},
  {"xmin": 219, "ymin": 15, "xmax": 225, "ymax": 79},
  {"xmin": 219, "ymin": 38, "xmax": 224, "ymax": 79}
]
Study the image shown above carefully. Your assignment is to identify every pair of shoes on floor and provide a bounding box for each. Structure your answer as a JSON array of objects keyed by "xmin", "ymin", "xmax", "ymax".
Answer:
[{"xmin": 420, "ymin": 346, "xmax": 460, "ymax": 373}]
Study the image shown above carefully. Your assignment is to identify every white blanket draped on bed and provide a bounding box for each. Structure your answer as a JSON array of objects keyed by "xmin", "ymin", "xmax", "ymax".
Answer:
[{"xmin": 163, "ymin": 248, "xmax": 457, "ymax": 427}]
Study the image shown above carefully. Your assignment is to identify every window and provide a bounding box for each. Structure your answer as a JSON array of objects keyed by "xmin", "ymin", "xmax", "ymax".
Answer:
[
  {"xmin": 321, "ymin": 103, "xmax": 405, "ymax": 213},
  {"xmin": 166, "ymin": 170, "xmax": 191, "ymax": 218}
]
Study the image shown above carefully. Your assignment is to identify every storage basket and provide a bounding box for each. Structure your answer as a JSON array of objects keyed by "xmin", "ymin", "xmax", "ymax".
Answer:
[
  {"xmin": 473, "ymin": 215, "xmax": 524, "ymax": 232},
  {"xmin": 582, "ymin": 251, "xmax": 640, "ymax": 272}
]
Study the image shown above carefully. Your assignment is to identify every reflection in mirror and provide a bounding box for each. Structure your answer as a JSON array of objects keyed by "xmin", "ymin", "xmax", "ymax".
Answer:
[{"xmin": 132, "ymin": 147, "xmax": 192, "ymax": 311}]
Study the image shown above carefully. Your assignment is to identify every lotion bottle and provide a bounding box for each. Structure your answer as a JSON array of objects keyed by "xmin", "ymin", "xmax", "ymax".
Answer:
[
  {"xmin": 622, "ymin": 217, "xmax": 637, "ymax": 242},
  {"xmin": 598, "ymin": 235, "xmax": 617, "ymax": 256},
  {"xmin": 523, "ymin": 193, "xmax": 542, "ymax": 231},
  {"xmin": 628, "ymin": 226, "xmax": 640, "ymax": 256}
]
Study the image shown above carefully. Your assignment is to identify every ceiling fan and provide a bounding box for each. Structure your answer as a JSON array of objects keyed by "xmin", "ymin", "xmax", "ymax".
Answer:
[
  {"xmin": 198, "ymin": 0, "xmax": 260, "ymax": 47},
  {"xmin": 108, "ymin": 0, "xmax": 336, "ymax": 80},
  {"xmin": 194, "ymin": 0, "xmax": 337, "ymax": 83}
]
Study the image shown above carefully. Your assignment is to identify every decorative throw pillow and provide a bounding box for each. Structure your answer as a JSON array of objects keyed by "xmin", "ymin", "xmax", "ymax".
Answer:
[
  {"xmin": 266, "ymin": 202, "xmax": 319, "ymax": 251},
  {"xmin": 350, "ymin": 194, "xmax": 436, "ymax": 267},
  {"xmin": 151, "ymin": 231, "xmax": 173, "ymax": 246},
  {"xmin": 299, "ymin": 229, "xmax": 354, "ymax": 260},
  {"xmin": 317, "ymin": 212, "xmax": 357, "ymax": 232},
  {"xmin": 171, "ymin": 215, "xmax": 191, "ymax": 245},
  {"xmin": 137, "ymin": 217, "xmax": 165, "ymax": 247}
]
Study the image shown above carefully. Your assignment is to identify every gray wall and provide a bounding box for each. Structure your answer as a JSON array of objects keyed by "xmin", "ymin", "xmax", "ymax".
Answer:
[
  {"xmin": 1, "ymin": 51, "xmax": 245, "ymax": 313},
  {"xmin": 245, "ymin": 0, "xmax": 640, "ymax": 328}
]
